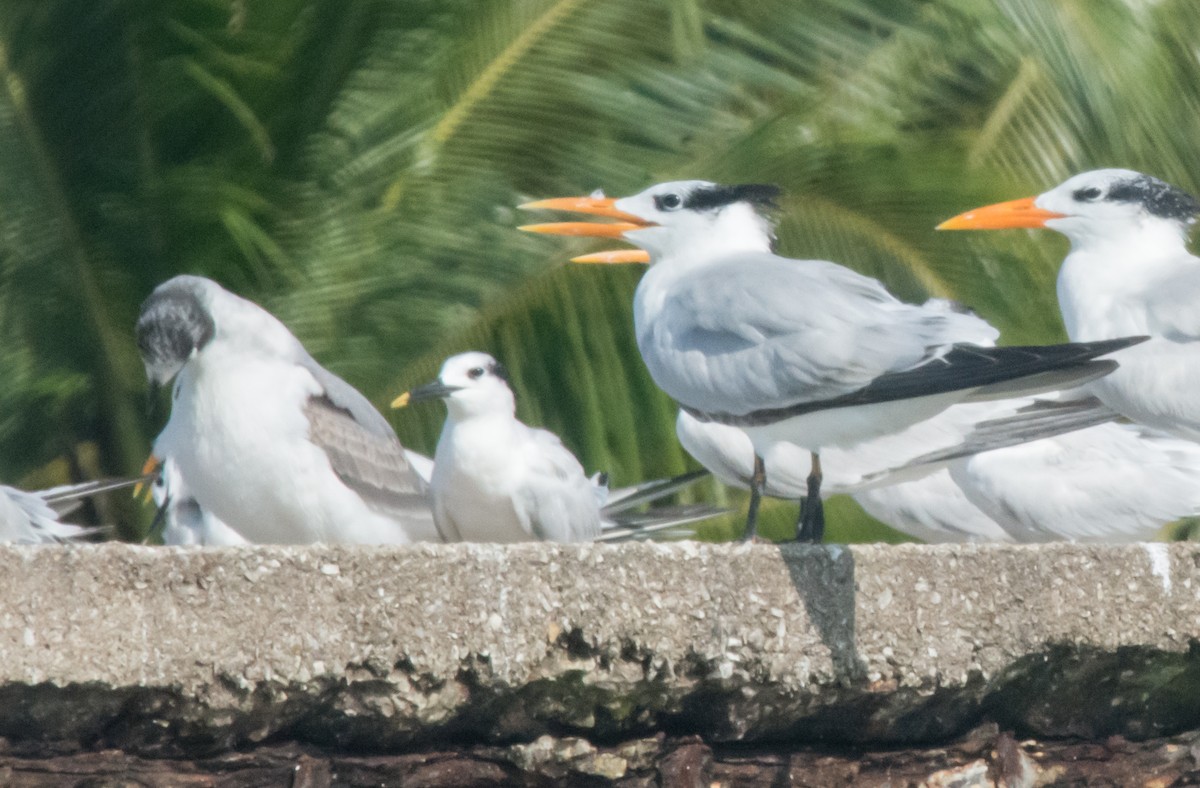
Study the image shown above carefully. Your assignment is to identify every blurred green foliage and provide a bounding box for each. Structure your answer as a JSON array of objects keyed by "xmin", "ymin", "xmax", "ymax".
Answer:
[{"xmin": 1, "ymin": 0, "xmax": 1199, "ymax": 539}]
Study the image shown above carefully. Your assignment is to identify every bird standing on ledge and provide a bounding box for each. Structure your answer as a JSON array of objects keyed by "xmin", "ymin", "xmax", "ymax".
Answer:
[
  {"xmin": 940, "ymin": 169, "xmax": 1200, "ymax": 442},
  {"xmin": 522, "ymin": 180, "xmax": 1144, "ymax": 541}
]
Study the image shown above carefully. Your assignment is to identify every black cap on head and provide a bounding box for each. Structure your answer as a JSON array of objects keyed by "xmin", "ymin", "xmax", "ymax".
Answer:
[
  {"xmin": 1107, "ymin": 174, "xmax": 1200, "ymax": 223},
  {"xmin": 135, "ymin": 284, "xmax": 215, "ymax": 380},
  {"xmin": 682, "ymin": 183, "xmax": 782, "ymax": 212}
]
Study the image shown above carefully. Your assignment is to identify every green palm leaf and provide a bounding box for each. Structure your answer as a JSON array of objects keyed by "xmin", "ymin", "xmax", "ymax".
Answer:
[{"xmin": 3, "ymin": 0, "xmax": 1200, "ymax": 541}]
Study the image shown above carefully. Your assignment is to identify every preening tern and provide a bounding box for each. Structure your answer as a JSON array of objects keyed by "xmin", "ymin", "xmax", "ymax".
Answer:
[{"xmin": 136, "ymin": 275, "xmax": 437, "ymax": 544}]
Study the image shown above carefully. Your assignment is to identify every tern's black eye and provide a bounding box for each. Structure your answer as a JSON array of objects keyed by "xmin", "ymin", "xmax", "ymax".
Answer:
[
  {"xmin": 1073, "ymin": 186, "xmax": 1103, "ymax": 202},
  {"xmin": 654, "ymin": 193, "xmax": 683, "ymax": 211},
  {"xmin": 467, "ymin": 367, "xmax": 486, "ymax": 380}
]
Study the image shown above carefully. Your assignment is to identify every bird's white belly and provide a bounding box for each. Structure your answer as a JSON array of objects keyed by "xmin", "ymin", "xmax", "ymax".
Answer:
[
  {"xmin": 168, "ymin": 360, "xmax": 406, "ymax": 544},
  {"xmin": 741, "ymin": 391, "xmax": 966, "ymax": 456},
  {"xmin": 433, "ymin": 427, "xmax": 529, "ymax": 542}
]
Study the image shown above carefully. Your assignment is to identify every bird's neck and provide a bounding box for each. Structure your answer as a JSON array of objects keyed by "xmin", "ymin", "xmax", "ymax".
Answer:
[
  {"xmin": 632, "ymin": 210, "xmax": 774, "ymax": 339},
  {"xmin": 444, "ymin": 398, "xmax": 517, "ymax": 425},
  {"xmin": 1057, "ymin": 224, "xmax": 1193, "ymax": 340},
  {"xmin": 435, "ymin": 409, "xmax": 524, "ymax": 485}
]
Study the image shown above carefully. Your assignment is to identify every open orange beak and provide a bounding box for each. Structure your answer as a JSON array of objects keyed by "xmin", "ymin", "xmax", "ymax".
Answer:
[
  {"xmin": 133, "ymin": 454, "xmax": 162, "ymax": 502},
  {"xmin": 937, "ymin": 196, "xmax": 1068, "ymax": 231},
  {"xmin": 519, "ymin": 196, "xmax": 655, "ymax": 263}
]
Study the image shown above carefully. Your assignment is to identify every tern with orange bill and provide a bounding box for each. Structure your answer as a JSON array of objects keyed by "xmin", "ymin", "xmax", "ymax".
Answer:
[
  {"xmin": 521, "ymin": 180, "xmax": 1145, "ymax": 541},
  {"xmin": 940, "ymin": 169, "xmax": 1200, "ymax": 441}
]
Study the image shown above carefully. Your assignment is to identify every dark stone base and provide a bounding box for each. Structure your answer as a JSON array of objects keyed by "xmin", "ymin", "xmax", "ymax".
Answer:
[{"xmin": 1, "ymin": 725, "xmax": 1198, "ymax": 787}]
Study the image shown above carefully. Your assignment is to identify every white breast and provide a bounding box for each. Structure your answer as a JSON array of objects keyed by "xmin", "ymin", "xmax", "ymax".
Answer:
[{"xmin": 431, "ymin": 417, "xmax": 529, "ymax": 542}]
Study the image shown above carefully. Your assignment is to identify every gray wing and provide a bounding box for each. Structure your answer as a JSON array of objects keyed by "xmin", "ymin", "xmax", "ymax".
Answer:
[
  {"xmin": 597, "ymin": 504, "xmax": 726, "ymax": 541},
  {"xmin": 602, "ymin": 469, "xmax": 709, "ymax": 515},
  {"xmin": 648, "ymin": 254, "xmax": 1142, "ymax": 423},
  {"xmin": 641, "ymin": 254, "xmax": 984, "ymax": 416},
  {"xmin": 298, "ymin": 353, "xmax": 398, "ymax": 438},
  {"xmin": 38, "ymin": 476, "xmax": 149, "ymax": 510},
  {"xmin": 852, "ymin": 396, "xmax": 1121, "ymax": 486},
  {"xmin": 512, "ymin": 427, "xmax": 602, "ymax": 542},
  {"xmin": 296, "ymin": 351, "xmax": 434, "ymax": 524},
  {"xmin": 303, "ymin": 395, "xmax": 433, "ymax": 525}
]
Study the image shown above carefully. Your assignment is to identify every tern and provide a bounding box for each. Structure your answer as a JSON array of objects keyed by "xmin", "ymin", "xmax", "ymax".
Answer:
[
  {"xmin": 679, "ymin": 401, "xmax": 1197, "ymax": 544},
  {"xmin": 0, "ymin": 486, "xmax": 89, "ymax": 543},
  {"xmin": 940, "ymin": 169, "xmax": 1200, "ymax": 440},
  {"xmin": 394, "ymin": 351, "xmax": 715, "ymax": 542},
  {"xmin": 142, "ymin": 455, "xmax": 248, "ymax": 546},
  {"xmin": 521, "ymin": 180, "xmax": 1144, "ymax": 540},
  {"xmin": 677, "ymin": 396, "xmax": 1128, "ymax": 543},
  {"xmin": 136, "ymin": 275, "xmax": 438, "ymax": 544},
  {"xmin": 393, "ymin": 351, "xmax": 604, "ymax": 542},
  {"xmin": 399, "ymin": 437, "xmax": 715, "ymax": 542}
]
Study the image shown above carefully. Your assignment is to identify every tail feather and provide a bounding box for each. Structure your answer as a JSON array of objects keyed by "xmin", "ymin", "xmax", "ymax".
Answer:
[
  {"xmin": 704, "ymin": 336, "xmax": 1145, "ymax": 427},
  {"xmin": 601, "ymin": 469, "xmax": 709, "ymax": 515},
  {"xmin": 851, "ymin": 396, "xmax": 1120, "ymax": 488},
  {"xmin": 38, "ymin": 476, "xmax": 153, "ymax": 507},
  {"xmin": 598, "ymin": 503, "xmax": 726, "ymax": 541}
]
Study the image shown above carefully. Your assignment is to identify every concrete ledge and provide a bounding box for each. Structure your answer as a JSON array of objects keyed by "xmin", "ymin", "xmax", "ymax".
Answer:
[{"xmin": 0, "ymin": 542, "xmax": 1197, "ymax": 755}]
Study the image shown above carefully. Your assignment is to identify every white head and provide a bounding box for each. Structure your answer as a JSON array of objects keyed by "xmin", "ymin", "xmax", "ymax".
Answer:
[
  {"xmin": 940, "ymin": 168, "xmax": 1200, "ymax": 252},
  {"xmin": 1035, "ymin": 169, "xmax": 1200, "ymax": 249},
  {"xmin": 520, "ymin": 180, "xmax": 780, "ymax": 264},
  {"xmin": 612, "ymin": 181, "xmax": 779, "ymax": 260},
  {"xmin": 398, "ymin": 351, "xmax": 515, "ymax": 421}
]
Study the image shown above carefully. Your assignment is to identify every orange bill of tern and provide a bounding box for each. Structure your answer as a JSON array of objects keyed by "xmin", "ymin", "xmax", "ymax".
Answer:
[{"xmin": 519, "ymin": 193, "xmax": 652, "ymax": 263}]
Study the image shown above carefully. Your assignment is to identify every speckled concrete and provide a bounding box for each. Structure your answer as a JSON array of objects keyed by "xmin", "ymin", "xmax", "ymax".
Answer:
[{"xmin": 0, "ymin": 542, "xmax": 1196, "ymax": 753}]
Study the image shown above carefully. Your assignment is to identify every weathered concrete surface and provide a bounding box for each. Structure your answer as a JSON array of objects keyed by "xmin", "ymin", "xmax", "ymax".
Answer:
[{"xmin": 0, "ymin": 542, "xmax": 1197, "ymax": 757}]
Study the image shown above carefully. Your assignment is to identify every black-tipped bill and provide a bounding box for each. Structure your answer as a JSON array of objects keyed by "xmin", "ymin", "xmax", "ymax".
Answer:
[{"xmin": 391, "ymin": 381, "xmax": 463, "ymax": 408}]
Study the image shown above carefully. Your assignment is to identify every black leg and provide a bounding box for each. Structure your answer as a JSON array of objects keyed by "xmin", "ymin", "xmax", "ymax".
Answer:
[
  {"xmin": 796, "ymin": 453, "xmax": 825, "ymax": 543},
  {"xmin": 146, "ymin": 493, "xmax": 171, "ymax": 544},
  {"xmin": 742, "ymin": 453, "xmax": 766, "ymax": 542}
]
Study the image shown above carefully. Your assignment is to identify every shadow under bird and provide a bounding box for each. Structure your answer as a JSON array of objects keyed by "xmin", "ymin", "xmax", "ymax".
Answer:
[
  {"xmin": 521, "ymin": 180, "xmax": 1146, "ymax": 541},
  {"xmin": 941, "ymin": 169, "xmax": 1200, "ymax": 443},
  {"xmin": 135, "ymin": 275, "xmax": 437, "ymax": 544},
  {"xmin": 394, "ymin": 351, "xmax": 714, "ymax": 543}
]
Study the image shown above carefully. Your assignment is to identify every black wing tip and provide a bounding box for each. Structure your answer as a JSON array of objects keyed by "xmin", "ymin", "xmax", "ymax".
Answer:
[
  {"xmin": 980, "ymin": 334, "xmax": 1148, "ymax": 364},
  {"xmin": 1083, "ymin": 334, "xmax": 1150, "ymax": 354},
  {"xmin": 1081, "ymin": 358, "xmax": 1118, "ymax": 375}
]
